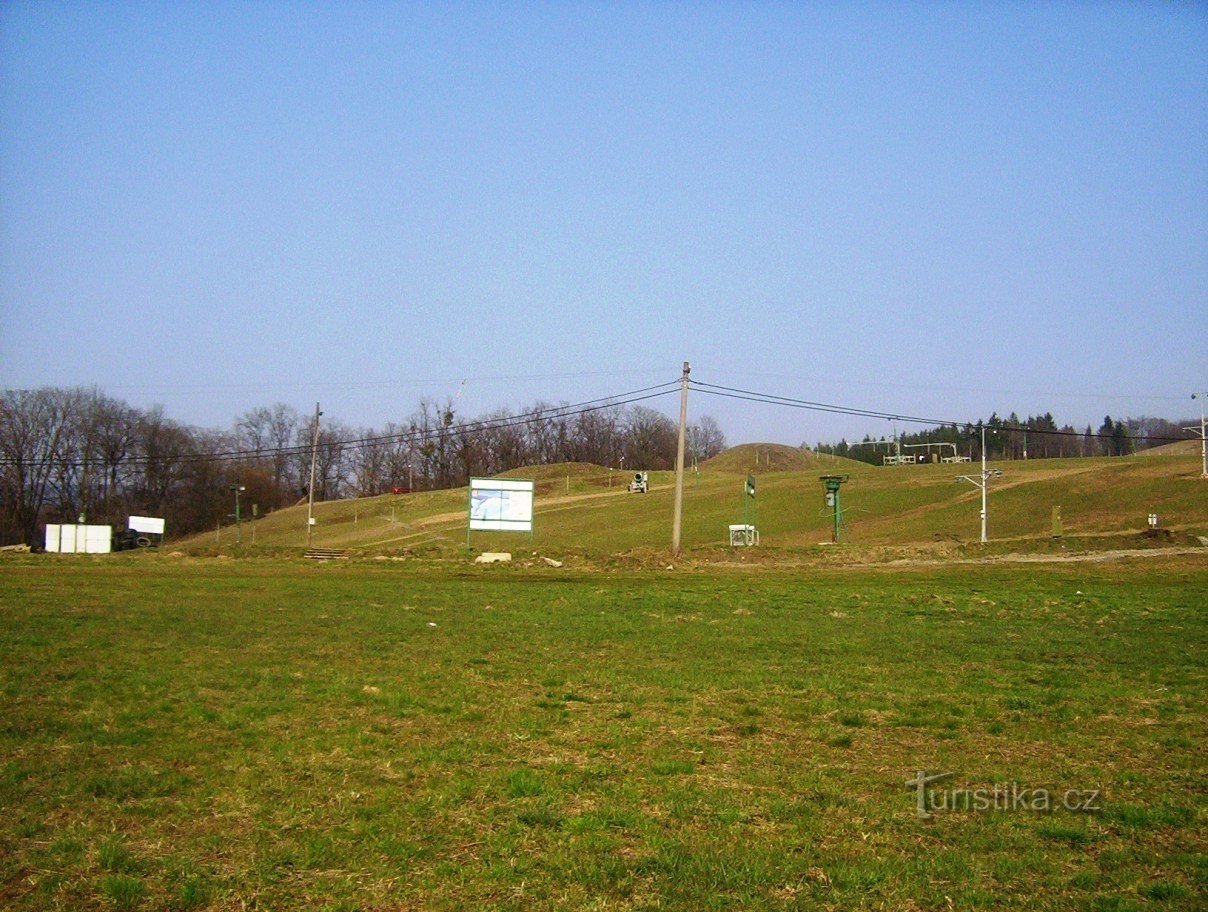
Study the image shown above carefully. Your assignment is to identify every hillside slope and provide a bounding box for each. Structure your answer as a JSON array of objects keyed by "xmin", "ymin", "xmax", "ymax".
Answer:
[
  {"xmin": 702, "ymin": 443, "xmax": 859, "ymax": 474},
  {"xmin": 179, "ymin": 450, "xmax": 1206, "ymax": 557}
]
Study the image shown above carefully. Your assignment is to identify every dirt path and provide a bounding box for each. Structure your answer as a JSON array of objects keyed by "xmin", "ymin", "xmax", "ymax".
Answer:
[{"xmin": 357, "ymin": 485, "xmax": 639, "ymax": 547}]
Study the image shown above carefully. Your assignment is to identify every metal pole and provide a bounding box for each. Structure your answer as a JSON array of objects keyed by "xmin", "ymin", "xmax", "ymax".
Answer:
[
  {"xmin": 832, "ymin": 488, "xmax": 839, "ymax": 543},
  {"xmin": 1196, "ymin": 393, "xmax": 1207, "ymax": 478},
  {"xmin": 306, "ymin": 402, "xmax": 321, "ymax": 546},
  {"xmin": 743, "ymin": 478, "xmax": 748, "ymax": 531},
  {"xmin": 980, "ymin": 425, "xmax": 988, "ymax": 544},
  {"xmin": 672, "ymin": 361, "xmax": 690, "ymax": 557},
  {"xmin": 234, "ymin": 487, "xmax": 242, "ymax": 544}
]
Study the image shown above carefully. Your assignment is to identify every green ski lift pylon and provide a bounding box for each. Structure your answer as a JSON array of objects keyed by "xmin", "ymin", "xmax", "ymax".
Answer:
[{"xmin": 819, "ymin": 475, "xmax": 849, "ymax": 543}]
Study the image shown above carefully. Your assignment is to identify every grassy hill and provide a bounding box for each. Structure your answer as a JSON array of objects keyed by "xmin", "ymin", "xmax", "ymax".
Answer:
[
  {"xmin": 1137, "ymin": 438, "xmax": 1201, "ymax": 457},
  {"xmin": 701, "ymin": 442, "xmax": 856, "ymax": 474},
  {"xmin": 181, "ymin": 448, "xmax": 1207, "ymax": 558}
]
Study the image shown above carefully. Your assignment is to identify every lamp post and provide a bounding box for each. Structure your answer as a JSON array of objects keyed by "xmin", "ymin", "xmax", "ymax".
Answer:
[
  {"xmin": 231, "ymin": 484, "xmax": 246, "ymax": 544},
  {"xmin": 1190, "ymin": 393, "xmax": 1207, "ymax": 479}
]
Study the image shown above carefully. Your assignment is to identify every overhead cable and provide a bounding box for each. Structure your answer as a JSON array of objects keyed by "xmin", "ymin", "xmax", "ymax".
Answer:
[{"xmin": 0, "ymin": 381, "xmax": 681, "ymax": 469}]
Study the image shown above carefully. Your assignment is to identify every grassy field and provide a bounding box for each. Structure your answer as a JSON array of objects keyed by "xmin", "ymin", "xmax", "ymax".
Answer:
[
  {"xmin": 1, "ymin": 555, "xmax": 1204, "ymax": 910},
  {"xmin": 187, "ymin": 446, "xmax": 1207, "ymax": 559}
]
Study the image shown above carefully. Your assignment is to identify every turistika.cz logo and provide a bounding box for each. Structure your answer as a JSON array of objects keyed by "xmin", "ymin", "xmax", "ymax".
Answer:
[{"xmin": 906, "ymin": 770, "xmax": 1102, "ymax": 818}]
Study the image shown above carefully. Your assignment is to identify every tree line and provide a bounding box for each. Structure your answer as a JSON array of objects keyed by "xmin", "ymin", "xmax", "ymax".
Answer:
[
  {"xmin": 0, "ymin": 387, "xmax": 725, "ymax": 546},
  {"xmin": 816, "ymin": 412, "xmax": 1191, "ymax": 465}
]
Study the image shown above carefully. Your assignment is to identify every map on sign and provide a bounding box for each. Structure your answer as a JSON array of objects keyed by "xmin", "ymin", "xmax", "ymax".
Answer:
[{"xmin": 468, "ymin": 478, "xmax": 534, "ymax": 532}]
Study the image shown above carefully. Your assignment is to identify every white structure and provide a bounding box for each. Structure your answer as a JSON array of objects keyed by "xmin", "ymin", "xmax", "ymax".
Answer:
[
  {"xmin": 1189, "ymin": 392, "xmax": 1207, "ymax": 478},
  {"xmin": 45, "ymin": 524, "xmax": 112, "ymax": 554},
  {"xmin": 955, "ymin": 425, "xmax": 1002, "ymax": 544},
  {"xmin": 904, "ymin": 442, "xmax": 962, "ymax": 463},
  {"xmin": 628, "ymin": 471, "xmax": 649, "ymax": 493},
  {"xmin": 729, "ymin": 524, "xmax": 759, "ymax": 546},
  {"xmin": 469, "ymin": 478, "xmax": 534, "ymax": 532},
  {"xmin": 128, "ymin": 516, "xmax": 165, "ymax": 535}
]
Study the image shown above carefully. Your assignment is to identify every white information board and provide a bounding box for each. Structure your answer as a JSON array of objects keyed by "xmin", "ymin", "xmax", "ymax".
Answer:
[{"xmin": 469, "ymin": 478, "xmax": 534, "ymax": 532}]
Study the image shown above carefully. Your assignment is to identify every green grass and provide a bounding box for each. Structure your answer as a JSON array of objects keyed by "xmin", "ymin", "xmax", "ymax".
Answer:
[
  {"xmin": 184, "ymin": 448, "xmax": 1207, "ymax": 559},
  {"xmin": 0, "ymin": 557, "xmax": 1204, "ymax": 909}
]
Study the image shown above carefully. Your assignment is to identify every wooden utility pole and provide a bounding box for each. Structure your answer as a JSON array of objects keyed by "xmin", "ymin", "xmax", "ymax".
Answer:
[
  {"xmin": 672, "ymin": 361, "xmax": 690, "ymax": 557},
  {"xmin": 306, "ymin": 402, "xmax": 321, "ymax": 546}
]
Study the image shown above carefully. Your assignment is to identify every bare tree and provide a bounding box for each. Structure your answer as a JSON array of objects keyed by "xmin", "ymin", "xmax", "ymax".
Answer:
[
  {"xmin": 351, "ymin": 428, "xmax": 390, "ymax": 497},
  {"xmin": 294, "ymin": 417, "xmax": 352, "ymax": 502},
  {"xmin": 134, "ymin": 407, "xmax": 204, "ymax": 517},
  {"xmin": 0, "ymin": 388, "xmax": 75, "ymax": 544},
  {"xmin": 571, "ymin": 406, "xmax": 623, "ymax": 466},
  {"xmin": 236, "ymin": 403, "xmax": 299, "ymax": 508},
  {"xmin": 689, "ymin": 414, "xmax": 726, "ymax": 462},
  {"xmin": 625, "ymin": 406, "xmax": 678, "ymax": 470}
]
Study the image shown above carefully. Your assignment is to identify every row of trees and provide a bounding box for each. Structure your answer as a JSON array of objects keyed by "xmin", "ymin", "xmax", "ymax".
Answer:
[
  {"xmin": 817, "ymin": 413, "xmax": 1190, "ymax": 465},
  {"xmin": 0, "ymin": 387, "xmax": 726, "ymax": 545}
]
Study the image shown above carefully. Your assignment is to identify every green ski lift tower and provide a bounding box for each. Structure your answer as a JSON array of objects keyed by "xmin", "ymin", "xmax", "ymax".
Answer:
[{"xmin": 819, "ymin": 475, "xmax": 849, "ymax": 543}]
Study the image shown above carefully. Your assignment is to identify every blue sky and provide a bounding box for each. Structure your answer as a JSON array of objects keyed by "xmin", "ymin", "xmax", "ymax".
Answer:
[{"xmin": 1, "ymin": 2, "xmax": 1204, "ymax": 445}]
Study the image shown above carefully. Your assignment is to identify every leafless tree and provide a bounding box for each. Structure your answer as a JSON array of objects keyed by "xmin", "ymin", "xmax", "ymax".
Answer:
[
  {"xmin": 625, "ymin": 406, "xmax": 678, "ymax": 470},
  {"xmin": 236, "ymin": 403, "xmax": 300, "ymax": 507},
  {"xmin": 689, "ymin": 414, "xmax": 727, "ymax": 462},
  {"xmin": 0, "ymin": 388, "xmax": 75, "ymax": 544}
]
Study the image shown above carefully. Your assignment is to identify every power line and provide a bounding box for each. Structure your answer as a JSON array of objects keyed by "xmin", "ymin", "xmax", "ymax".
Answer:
[
  {"xmin": 3, "ymin": 374, "xmax": 1194, "ymax": 473},
  {"xmin": 689, "ymin": 380, "xmax": 1193, "ymax": 444},
  {"xmin": 702, "ymin": 369, "xmax": 1190, "ymax": 403},
  {"xmin": 690, "ymin": 380, "xmax": 958, "ymax": 425},
  {"xmin": 322, "ymin": 381, "xmax": 680, "ymax": 454},
  {"xmin": 0, "ymin": 381, "xmax": 681, "ymax": 470}
]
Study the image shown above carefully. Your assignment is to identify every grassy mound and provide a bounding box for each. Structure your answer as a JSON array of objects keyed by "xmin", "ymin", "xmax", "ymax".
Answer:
[
  {"xmin": 1137, "ymin": 438, "xmax": 1200, "ymax": 457},
  {"xmin": 702, "ymin": 443, "xmax": 857, "ymax": 474},
  {"xmin": 497, "ymin": 461, "xmax": 611, "ymax": 479}
]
